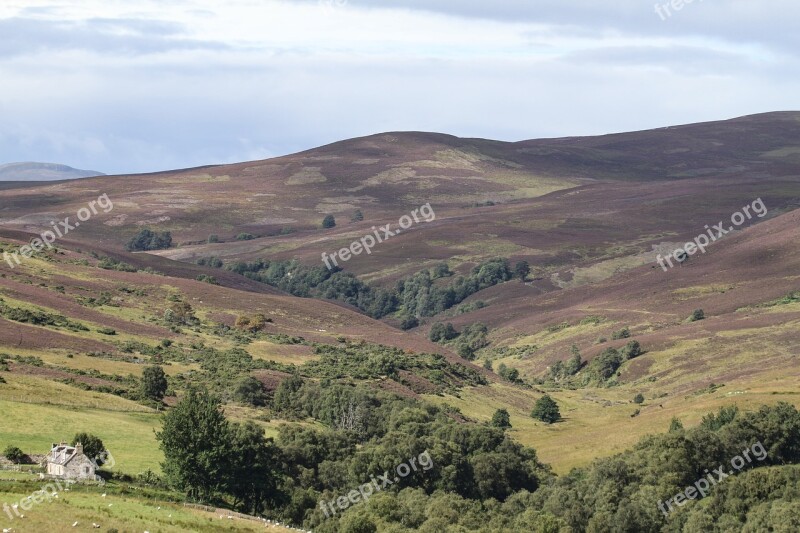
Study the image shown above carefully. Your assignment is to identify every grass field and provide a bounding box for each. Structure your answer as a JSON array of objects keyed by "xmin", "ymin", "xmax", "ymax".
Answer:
[{"xmin": 0, "ymin": 475, "xmax": 296, "ymax": 532}]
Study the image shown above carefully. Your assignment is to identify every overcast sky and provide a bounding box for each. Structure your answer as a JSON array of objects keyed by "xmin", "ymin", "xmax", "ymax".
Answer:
[{"xmin": 0, "ymin": 0, "xmax": 798, "ymax": 175}]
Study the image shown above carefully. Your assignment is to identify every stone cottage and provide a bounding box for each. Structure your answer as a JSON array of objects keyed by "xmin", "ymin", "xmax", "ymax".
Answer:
[{"xmin": 46, "ymin": 442, "xmax": 96, "ymax": 480}]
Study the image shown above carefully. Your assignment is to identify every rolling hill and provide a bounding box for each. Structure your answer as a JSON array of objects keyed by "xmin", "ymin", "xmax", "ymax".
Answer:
[{"xmin": 1, "ymin": 111, "xmax": 799, "ymax": 531}]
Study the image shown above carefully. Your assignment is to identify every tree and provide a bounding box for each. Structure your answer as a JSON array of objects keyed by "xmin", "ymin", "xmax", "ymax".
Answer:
[
  {"xmin": 623, "ymin": 340, "xmax": 642, "ymax": 360},
  {"xmin": 3, "ymin": 445, "xmax": 25, "ymax": 464},
  {"xmin": 514, "ymin": 261, "xmax": 531, "ymax": 282},
  {"xmin": 531, "ymin": 394, "xmax": 560, "ymax": 424},
  {"xmin": 233, "ymin": 376, "xmax": 267, "ymax": 407},
  {"xmin": 429, "ymin": 322, "xmax": 458, "ymax": 342},
  {"xmin": 156, "ymin": 388, "xmax": 232, "ymax": 501},
  {"xmin": 71, "ymin": 433, "xmax": 106, "ymax": 464},
  {"xmin": 207, "ymin": 234, "xmax": 220, "ymax": 244},
  {"xmin": 322, "ymin": 215, "xmax": 336, "ymax": 229},
  {"xmin": 669, "ymin": 417, "xmax": 684, "ymax": 433},
  {"xmin": 141, "ymin": 365, "xmax": 168, "ymax": 401},
  {"xmin": 491, "ymin": 408, "xmax": 512, "ymax": 429},
  {"xmin": 236, "ymin": 233, "xmax": 255, "ymax": 241},
  {"xmin": 633, "ymin": 393, "xmax": 644, "ymax": 404},
  {"xmin": 483, "ymin": 359, "xmax": 493, "ymax": 371},
  {"xmin": 690, "ymin": 309, "xmax": 705, "ymax": 322},
  {"xmin": 226, "ymin": 421, "xmax": 278, "ymax": 514},
  {"xmin": 351, "ymin": 209, "xmax": 364, "ymax": 222},
  {"xmin": 126, "ymin": 228, "xmax": 173, "ymax": 251}
]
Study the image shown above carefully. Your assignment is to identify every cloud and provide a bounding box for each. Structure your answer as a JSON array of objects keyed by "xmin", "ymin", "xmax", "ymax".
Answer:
[{"xmin": 0, "ymin": 0, "xmax": 796, "ymax": 175}]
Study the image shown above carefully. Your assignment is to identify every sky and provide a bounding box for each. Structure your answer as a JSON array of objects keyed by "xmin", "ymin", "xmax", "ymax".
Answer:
[{"xmin": 0, "ymin": 0, "xmax": 798, "ymax": 175}]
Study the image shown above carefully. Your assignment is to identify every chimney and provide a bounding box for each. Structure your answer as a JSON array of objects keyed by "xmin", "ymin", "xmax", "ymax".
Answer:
[{"xmin": 75, "ymin": 442, "xmax": 83, "ymax": 455}]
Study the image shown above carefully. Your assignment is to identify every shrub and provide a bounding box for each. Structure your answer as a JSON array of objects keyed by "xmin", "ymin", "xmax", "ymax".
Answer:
[
  {"xmin": 322, "ymin": 215, "xmax": 336, "ymax": 229},
  {"xmin": 4, "ymin": 445, "xmax": 26, "ymax": 464},
  {"xmin": 351, "ymin": 209, "xmax": 364, "ymax": 222},
  {"xmin": 125, "ymin": 229, "xmax": 172, "ymax": 251},
  {"xmin": 207, "ymin": 235, "xmax": 220, "ymax": 244},
  {"xmin": 622, "ymin": 340, "xmax": 642, "ymax": 359},
  {"xmin": 141, "ymin": 365, "xmax": 168, "ymax": 401},
  {"xmin": 690, "ymin": 309, "xmax": 705, "ymax": 322},
  {"xmin": 633, "ymin": 393, "xmax": 644, "ymax": 404},
  {"xmin": 491, "ymin": 408, "xmax": 512, "ymax": 429},
  {"xmin": 97, "ymin": 327, "xmax": 116, "ymax": 335},
  {"xmin": 236, "ymin": 233, "xmax": 255, "ymax": 241},
  {"xmin": 611, "ymin": 327, "xmax": 630, "ymax": 340},
  {"xmin": 531, "ymin": 395, "xmax": 560, "ymax": 424},
  {"xmin": 399, "ymin": 316, "xmax": 419, "ymax": 330}
]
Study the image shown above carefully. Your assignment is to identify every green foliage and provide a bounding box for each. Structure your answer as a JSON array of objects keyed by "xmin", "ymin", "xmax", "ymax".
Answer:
[
  {"xmin": 156, "ymin": 388, "xmax": 232, "ymax": 501},
  {"xmin": 669, "ymin": 417, "xmax": 684, "ymax": 432},
  {"xmin": 622, "ymin": 340, "xmax": 642, "ymax": 359},
  {"xmin": 491, "ymin": 408, "xmax": 512, "ymax": 429},
  {"xmin": 207, "ymin": 234, "xmax": 220, "ymax": 244},
  {"xmin": 4, "ymin": 445, "xmax": 26, "ymax": 464},
  {"xmin": 71, "ymin": 432, "xmax": 106, "ymax": 463},
  {"xmin": 195, "ymin": 274, "xmax": 219, "ymax": 285},
  {"xmin": 611, "ymin": 327, "xmax": 631, "ymax": 340},
  {"xmin": 141, "ymin": 365, "xmax": 168, "ymax": 401},
  {"xmin": 236, "ymin": 233, "xmax": 256, "ymax": 241},
  {"xmin": 431, "ymin": 262, "xmax": 452, "ymax": 278},
  {"xmin": 0, "ymin": 299, "xmax": 89, "ymax": 332},
  {"xmin": 633, "ymin": 393, "xmax": 644, "ymax": 404},
  {"xmin": 97, "ymin": 326, "xmax": 117, "ymax": 335},
  {"xmin": 322, "ymin": 215, "xmax": 336, "ymax": 229},
  {"xmin": 399, "ymin": 316, "xmax": 419, "ymax": 330},
  {"xmin": 514, "ymin": 260, "xmax": 531, "ymax": 281},
  {"xmin": 196, "ymin": 256, "xmax": 224, "ymax": 268},
  {"xmin": 227, "ymin": 258, "xmax": 511, "ymax": 321},
  {"xmin": 125, "ymin": 228, "xmax": 173, "ymax": 251},
  {"xmin": 700, "ymin": 405, "xmax": 739, "ymax": 430},
  {"xmin": 350, "ymin": 209, "xmax": 364, "ymax": 222},
  {"xmin": 585, "ymin": 347, "xmax": 623, "ymax": 383},
  {"xmin": 452, "ymin": 323, "xmax": 489, "ymax": 359},
  {"xmin": 690, "ymin": 308, "xmax": 706, "ymax": 322},
  {"xmin": 531, "ymin": 395, "xmax": 560, "ymax": 424},
  {"xmin": 233, "ymin": 376, "xmax": 267, "ymax": 407},
  {"xmin": 497, "ymin": 363, "xmax": 521, "ymax": 383},
  {"xmin": 428, "ymin": 322, "xmax": 458, "ymax": 343},
  {"xmin": 97, "ymin": 256, "xmax": 137, "ymax": 272}
]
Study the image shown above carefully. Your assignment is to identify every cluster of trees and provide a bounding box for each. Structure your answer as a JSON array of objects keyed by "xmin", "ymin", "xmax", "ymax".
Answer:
[
  {"xmin": 396, "ymin": 258, "xmax": 513, "ymax": 321},
  {"xmin": 224, "ymin": 258, "xmax": 514, "ymax": 321},
  {"xmin": 158, "ymin": 380, "xmax": 549, "ymax": 526},
  {"xmin": 428, "ymin": 322, "xmax": 489, "ymax": 360},
  {"xmin": 544, "ymin": 340, "xmax": 643, "ymax": 387},
  {"xmin": 155, "ymin": 373, "xmax": 800, "ymax": 532},
  {"xmin": 125, "ymin": 228, "xmax": 173, "ymax": 251}
]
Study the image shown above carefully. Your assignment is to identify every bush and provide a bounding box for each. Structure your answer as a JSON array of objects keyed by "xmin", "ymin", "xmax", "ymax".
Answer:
[
  {"xmin": 531, "ymin": 394, "xmax": 560, "ymax": 424},
  {"xmin": 611, "ymin": 327, "xmax": 630, "ymax": 340},
  {"xmin": 351, "ymin": 209, "xmax": 364, "ymax": 222},
  {"xmin": 399, "ymin": 316, "xmax": 419, "ymax": 330},
  {"xmin": 429, "ymin": 322, "xmax": 458, "ymax": 342},
  {"xmin": 207, "ymin": 235, "xmax": 220, "ymax": 244},
  {"xmin": 236, "ymin": 233, "xmax": 255, "ymax": 241},
  {"xmin": 491, "ymin": 408, "xmax": 512, "ymax": 429},
  {"xmin": 126, "ymin": 229, "xmax": 173, "ymax": 251},
  {"xmin": 622, "ymin": 340, "xmax": 642, "ymax": 359},
  {"xmin": 690, "ymin": 309, "xmax": 705, "ymax": 322},
  {"xmin": 4, "ymin": 445, "xmax": 26, "ymax": 464},
  {"xmin": 322, "ymin": 215, "xmax": 336, "ymax": 229},
  {"xmin": 97, "ymin": 327, "xmax": 116, "ymax": 336},
  {"xmin": 71, "ymin": 433, "xmax": 106, "ymax": 464},
  {"xmin": 141, "ymin": 365, "xmax": 168, "ymax": 401},
  {"xmin": 633, "ymin": 393, "xmax": 644, "ymax": 404}
]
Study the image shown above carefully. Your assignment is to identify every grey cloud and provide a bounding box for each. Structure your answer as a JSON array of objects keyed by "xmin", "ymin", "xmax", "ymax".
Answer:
[{"xmin": 0, "ymin": 17, "xmax": 227, "ymax": 58}]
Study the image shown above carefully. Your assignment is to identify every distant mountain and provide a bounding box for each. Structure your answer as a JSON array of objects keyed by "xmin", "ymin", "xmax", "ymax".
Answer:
[{"xmin": 0, "ymin": 161, "xmax": 105, "ymax": 181}]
